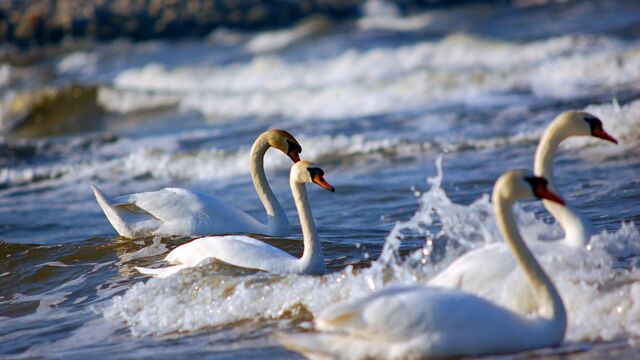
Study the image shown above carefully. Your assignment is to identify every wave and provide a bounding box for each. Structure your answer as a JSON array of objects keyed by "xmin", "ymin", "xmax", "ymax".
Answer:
[
  {"xmin": 103, "ymin": 157, "xmax": 640, "ymax": 343},
  {"xmin": 357, "ymin": 0, "xmax": 433, "ymax": 31},
  {"xmin": 0, "ymin": 132, "xmax": 401, "ymax": 188},
  {"xmin": 97, "ymin": 34, "xmax": 640, "ymax": 120},
  {"xmin": 4, "ymin": 96, "xmax": 639, "ymax": 189},
  {"xmin": 246, "ymin": 17, "xmax": 333, "ymax": 54},
  {"xmin": 530, "ymin": 48, "xmax": 640, "ymax": 99}
]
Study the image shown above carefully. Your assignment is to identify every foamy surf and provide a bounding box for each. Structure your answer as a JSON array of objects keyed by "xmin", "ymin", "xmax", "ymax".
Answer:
[
  {"xmin": 2, "ymin": 2, "xmax": 640, "ymax": 357},
  {"xmin": 3, "ymin": 96, "xmax": 638, "ymax": 190},
  {"xmin": 0, "ymin": 133, "xmax": 398, "ymax": 188},
  {"xmin": 103, "ymin": 158, "xmax": 640, "ymax": 344},
  {"xmin": 97, "ymin": 34, "xmax": 640, "ymax": 121}
]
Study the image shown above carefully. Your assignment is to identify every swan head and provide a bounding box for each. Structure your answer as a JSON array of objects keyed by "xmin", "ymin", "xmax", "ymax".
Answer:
[
  {"xmin": 292, "ymin": 161, "xmax": 335, "ymax": 192},
  {"xmin": 554, "ymin": 111, "xmax": 618, "ymax": 144},
  {"xmin": 265, "ymin": 129, "xmax": 302, "ymax": 162},
  {"xmin": 494, "ymin": 170, "xmax": 564, "ymax": 205}
]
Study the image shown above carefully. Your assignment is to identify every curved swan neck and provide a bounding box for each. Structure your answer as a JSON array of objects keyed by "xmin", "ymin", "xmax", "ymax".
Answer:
[
  {"xmin": 534, "ymin": 122, "xmax": 592, "ymax": 247},
  {"xmin": 534, "ymin": 124, "xmax": 565, "ymax": 190},
  {"xmin": 290, "ymin": 180, "xmax": 324, "ymax": 273},
  {"xmin": 250, "ymin": 135, "xmax": 289, "ymax": 233},
  {"xmin": 493, "ymin": 191, "xmax": 566, "ymax": 332}
]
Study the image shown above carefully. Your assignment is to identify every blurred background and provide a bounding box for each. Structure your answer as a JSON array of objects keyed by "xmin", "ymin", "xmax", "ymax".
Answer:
[{"xmin": 1, "ymin": 0, "xmax": 640, "ymax": 358}]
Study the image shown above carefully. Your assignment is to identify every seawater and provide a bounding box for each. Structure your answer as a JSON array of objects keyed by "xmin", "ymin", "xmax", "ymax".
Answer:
[{"xmin": 1, "ymin": 0, "xmax": 640, "ymax": 358}]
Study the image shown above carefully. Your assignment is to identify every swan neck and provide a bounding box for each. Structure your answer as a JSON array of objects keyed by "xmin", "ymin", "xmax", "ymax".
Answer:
[
  {"xmin": 493, "ymin": 191, "xmax": 566, "ymax": 331},
  {"xmin": 544, "ymin": 201, "xmax": 592, "ymax": 248},
  {"xmin": 534, "ymin": 126, "xmax": 564, "ymax": 189},
  {"xmin": 291, "ymin": 181, "xmax": 323, "ymax": 272},
  {"xmin": 534, "ymin": 124, "xmax": 591, "ymax": 247},
  {"xmin": 250, "ymin": 135, "xmax": 289, "ymax": 233}
]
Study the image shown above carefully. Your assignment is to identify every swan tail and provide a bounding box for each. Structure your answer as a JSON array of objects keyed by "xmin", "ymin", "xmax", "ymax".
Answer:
[
  {"xmin": 135, "ymin": 264, "xmax": 189, "ymax": 278},
  {"xmin": 91, "ymin": 184, "xmax": 158, "ymax": 238}
]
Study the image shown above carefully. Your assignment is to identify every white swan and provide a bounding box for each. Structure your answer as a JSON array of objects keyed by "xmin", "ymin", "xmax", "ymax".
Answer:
[
  {"xmin": 278, "ymin": 171, "xmax": 567, "ymax": 359},
  {"xmin": 135, "ymin": 161, "xmax": 334, "ymax": 278},
  {"xmin": 92, "ymin": 129, "xmax": 303, "ymax": 238},
  {"xmin": 534, "ymin": 111, "xmax": 617, "ymax": 246},
  {"xmin": 428, "ymin": 112, "xmax": 617, "ymax": 311}
]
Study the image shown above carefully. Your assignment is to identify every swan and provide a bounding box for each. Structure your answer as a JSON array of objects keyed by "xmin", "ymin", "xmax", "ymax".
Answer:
[
  {"xmin": 92, "ymin": 129, "xmax": 303, "ymax": 238},
  {"xmin": 135, "ymin": 161, "xmax": 334, "ymax": 278},
  {"xmin": 278, "ymin": 170, "xmax": 567, "ymax": 359},
  {"xmin": 534, "ymin": 111, "xmax": 617, "ymax": 246},
  {"xmin": 428, "ymin": 112, "xmax": 617, "ymax": 310}
]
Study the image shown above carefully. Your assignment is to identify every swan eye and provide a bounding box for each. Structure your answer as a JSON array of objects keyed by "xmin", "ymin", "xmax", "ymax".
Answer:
[
  {"xmin": 308, "ymin": 167, "xmax": 334, "ymax": 192},
  {"xmin": 286, "ymin": 140, "xmax": 302, "ymax": 162},
  {"xmin": 524, "ymin": 176, "xmax": 547, "ymax": 195},
  {"xmin": 287, "ymin": 140, "xmax": 302, "ymax": 154},
  {"xmin": 307, "ymin": 167, "xmax": 324, "ymax": 177},
  {"xmin": 582, "ymin": 115, "xmax": 617, "ymax": 143},
  {"xmin": 583, "ymin": 115, "xmax": 602, "ymax": 132},
  {"xmin": 523, "ymin": 176, "xmax": 564, "ymax": 204}
]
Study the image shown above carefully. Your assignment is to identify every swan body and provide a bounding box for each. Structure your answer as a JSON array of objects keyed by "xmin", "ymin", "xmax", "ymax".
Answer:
[
  {"xmin": 278, "ymin": 171, "xmax": 567, "ymax": 359},
  {"xmin": 136, "ymin": 161, "xmax": 334, "ymax": 278},
  {"xmin": 428, "ymin": 112, "xmax": 617, "ymax": 310},
  {"xmin": 428, "ymin": 241, "xmax": 576, "ymax": 313},
  {"xmin": 92, "ymin": 129, "xmax": 302, "ymax": 238}
]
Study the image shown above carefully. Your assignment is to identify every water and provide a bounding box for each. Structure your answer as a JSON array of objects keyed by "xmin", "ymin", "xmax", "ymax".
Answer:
[{"xmin": 2, "ymin": 0, "xmax": 640, "ymax": 358}]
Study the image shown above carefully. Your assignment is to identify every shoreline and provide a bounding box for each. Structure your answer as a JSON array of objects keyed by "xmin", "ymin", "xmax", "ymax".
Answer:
[{"xmin": 0, "ymin": 0, "xmax": 476, "ymax": 51}]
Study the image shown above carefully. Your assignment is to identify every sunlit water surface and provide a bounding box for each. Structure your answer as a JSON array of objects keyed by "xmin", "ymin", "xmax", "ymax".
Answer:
[{"xmin": 1, "ymin": 0, "xmax": 640, "ymax": 358}]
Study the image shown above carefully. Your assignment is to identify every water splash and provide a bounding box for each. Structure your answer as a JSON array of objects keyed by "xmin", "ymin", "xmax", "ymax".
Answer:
[{"xmin": 103, "ymin": 157, "xmax": 640, "ymax": 344}]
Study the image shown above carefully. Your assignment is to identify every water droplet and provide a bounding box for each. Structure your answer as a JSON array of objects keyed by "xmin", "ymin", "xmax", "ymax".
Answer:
[{"xmin": 367, "ymin": 277, "xmax": 376, "ymax": 290}]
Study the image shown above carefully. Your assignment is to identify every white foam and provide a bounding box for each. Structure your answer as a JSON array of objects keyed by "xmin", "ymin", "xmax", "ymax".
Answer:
[
  {"xmin": 530, "ymin": 48, "xmax": 640, "ymax": 99},
  {"xmin": 97, "ymin": 86, "xmax": 180, "ymax": 114},
  {"xmin": 103, "ymin": 259, "xmax": 419, "ymax": 336},
  {"xmin": 0, "ymin": 63, "xmax": 12, "ymax": 89},
  {"xmin": 357, "ymin": 0, "xmax": 434, "ymax": 32},
  {"xmin": 103, "ymin": 158, "xmax": 640, "ymax": 344},
  {"xmin": 5, "ymin": 93, "xmax": 637, "ymax": 189},
  {"xmin": 383, "ymin": 158, "xmax": 640, "ymax": 342},
  {"xmin": 246, "ymin": 17, "xmax": 331, "ymax": 53},
  {"xmin": 98, "ymin": 34, "xmax": 639, "ymax": 120},
  {"xmin": 206, "ymin": 27, "xmax": 246, "ymax": 45},
  {"xmin": 56, "ymin": 51, "xmax": 98, "ymax": 75},
  {"xmin": 0, "ymin": 132, "xmax": 398, "ymax": 188}
]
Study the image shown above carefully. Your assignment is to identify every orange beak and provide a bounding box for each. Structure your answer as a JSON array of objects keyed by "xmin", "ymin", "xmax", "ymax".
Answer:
[
  {"xmin": 312, "ymin": 174, "xmax": 335, "ymax": 192},
  {"xmin": 536, "ymin": 185, "xmax": 565, "ymax": 206},
  {"xmin": 593, "ymin": 127, "xmax": 618, "ymax": 144}
]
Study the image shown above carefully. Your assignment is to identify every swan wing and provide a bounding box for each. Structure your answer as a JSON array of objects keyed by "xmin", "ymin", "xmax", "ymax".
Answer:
[
  {"xmin": 120, "ymin": 188, "xmax": 244, "ymax": 223},
  {"xmin": 92, "ymin": 184, "xmax": 162, "ymax": 238},
  {"xmin": 317, "ymin": 286, "xmax": 492, "ymax": 340},
  {"xmin": 289, "ymin": 286, "xmax": 546, "ymax": 359},
  {"xmin": 429, "ymin": 243, "xmax": 515, "ymax": 291},
  {"xmin": 136, "ymin": 235, "xmax": 298, "ymax": 278},
  {"xmin": 278, "ymin": 287, "xmax": 428, "ymax": 359},
  {"xmin": 428, "ymin": 242, "xmax": 575, "ymax": 314},
  {"xmin": 115, "ymin": 188, "xmax": 266, "ymax": 236}
]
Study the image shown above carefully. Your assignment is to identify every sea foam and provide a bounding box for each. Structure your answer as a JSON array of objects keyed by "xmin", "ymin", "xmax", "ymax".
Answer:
[
  {"xmin": 98, "ymin": 34, "xmax": 640, "ymax": 121},
  {"xmin": 104, "ymin": 158, "xmax": 640, "ymax": 344}
]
